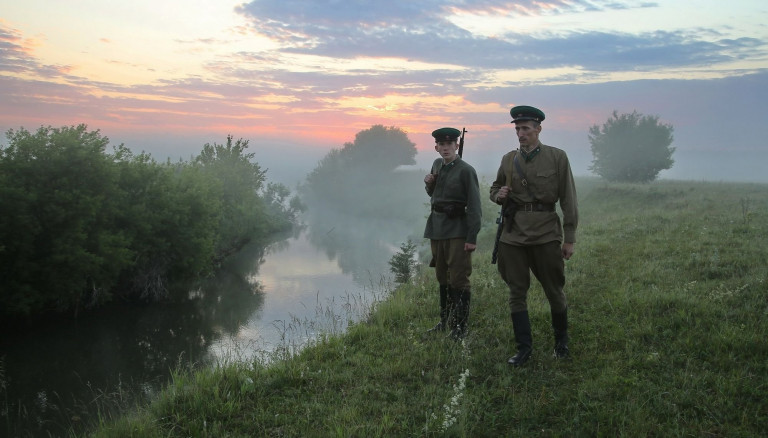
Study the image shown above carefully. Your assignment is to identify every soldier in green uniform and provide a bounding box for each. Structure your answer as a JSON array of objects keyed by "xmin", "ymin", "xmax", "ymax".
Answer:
[
  {"xmin": 424, "ymin": 127, "xmax": 482, "ymax": 339},
  {"xmin": 489, "ymin": 106, "xmax": 578, "ymax": 366}
]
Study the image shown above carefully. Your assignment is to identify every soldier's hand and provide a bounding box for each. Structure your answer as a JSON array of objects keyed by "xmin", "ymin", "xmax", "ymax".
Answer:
[
  {"xmin": 464, "ymin": 242, "xmax": 477, "ymax": 252},
  {"xmin": 496, "ymin": 186, "xmax": 510, "ymax": 201},
  {"xmin": 562, "ymin": 242, "xmax": 575, "ymax": 260},
  {"xmin": 424, "ymin": 174, "xmax": 436, "ymax": 185}
]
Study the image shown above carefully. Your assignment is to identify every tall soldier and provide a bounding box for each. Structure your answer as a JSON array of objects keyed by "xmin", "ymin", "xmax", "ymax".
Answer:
[
  {"xmin": 490, "ymin": 106, "xmax": 578, "ymax": 366},
  {"xmin": 424, "ymin": 127, "xmax": 482, "ymax": 339}
]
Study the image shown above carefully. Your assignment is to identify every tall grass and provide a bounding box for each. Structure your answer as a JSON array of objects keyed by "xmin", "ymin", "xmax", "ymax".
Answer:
[{"xmin": 90, "ymin": 179, "xmax": 767, "ymax": 437}]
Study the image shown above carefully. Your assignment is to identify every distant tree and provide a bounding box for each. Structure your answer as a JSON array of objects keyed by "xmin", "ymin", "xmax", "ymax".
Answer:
[
  {"xmin": 341, "ymin": 124, "xmax": 417, "ymax": 171},
  {"xmin": 304, "ymin": 125, "xmax": 416, "ymax": 191},
  {"xmin": 302, "ymin": 125, "xmax": 418, "ymax": 215},
  {"xmin": 589, "ymin": 111, "xmax": 675, "ymax": 183}
]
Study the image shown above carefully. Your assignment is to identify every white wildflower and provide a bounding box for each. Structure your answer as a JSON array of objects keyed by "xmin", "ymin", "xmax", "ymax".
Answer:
[{"xmin": 439, "ymin": 368, "xmax": 470, "ymax": 432}]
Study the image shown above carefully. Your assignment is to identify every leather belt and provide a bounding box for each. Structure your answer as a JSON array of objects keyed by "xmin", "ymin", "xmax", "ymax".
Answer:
[
  {"xmin": 432, "ymin": 204, "xmax": 465, "ymax": 213},
  {"xmin": 516, "ymin": 202, "xmax": 555, "ymax": 212}
]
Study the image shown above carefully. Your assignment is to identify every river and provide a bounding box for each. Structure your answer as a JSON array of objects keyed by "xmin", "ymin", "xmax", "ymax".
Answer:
[{"xmin": 0, "ymin": 213, "xmax": 419, "ymax": 436}]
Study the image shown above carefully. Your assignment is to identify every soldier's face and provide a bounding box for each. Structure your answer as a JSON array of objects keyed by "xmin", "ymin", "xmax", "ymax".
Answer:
[
  {"xmin": 435, "ymin": 140, "xmax": 459, "ymax": 160},
  {"xmin": 514, "ymin": 121, "xmax": 541, "ymax": 149}
]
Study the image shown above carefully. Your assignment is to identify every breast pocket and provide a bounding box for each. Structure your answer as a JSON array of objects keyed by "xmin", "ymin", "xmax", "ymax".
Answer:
[
  {"xmin": 445, "ymin": 178, "xmax": 462, "ymax": 194},
  {"xmin": 535, "ymin": 169, "xmax": 558, "ymax": 193}
]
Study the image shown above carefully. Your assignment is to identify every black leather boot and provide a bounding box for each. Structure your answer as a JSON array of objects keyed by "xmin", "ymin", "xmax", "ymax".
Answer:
[
  {"xmin": 552, "ymin": 309, "xmax": 570, "ymax": 359},
  {"xmin": 450, "ymin": 289, "xmax": 471, "ymax": 340},
  {"xmin": 446, "ymin": 286, "xmax": 460, "ymax": 337},
  {"xmin": 508, "ymin": 310, "xmax": 532, "ymax": 366},
  {"xmin": 427, "ymin": 285, "xmax": 449, "ymax": 332}
]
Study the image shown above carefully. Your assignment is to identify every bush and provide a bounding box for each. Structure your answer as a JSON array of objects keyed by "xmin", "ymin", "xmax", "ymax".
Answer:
[
  {"xmin": 389, "ymin": 240, "xmax": 419, "ymax": 284},
  {"xmin": 588, "ymin": 110, "xmax": 675, "ymax": 183},
  {"xmin": 0, "ymin": 126, "xmax": 299, "ymax": 321}
]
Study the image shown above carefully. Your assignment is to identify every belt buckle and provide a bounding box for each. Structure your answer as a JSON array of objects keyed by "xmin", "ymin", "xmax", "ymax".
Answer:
[{"xmin": 523, "ymin": 203, "xmax": 533, "ymax": 212}]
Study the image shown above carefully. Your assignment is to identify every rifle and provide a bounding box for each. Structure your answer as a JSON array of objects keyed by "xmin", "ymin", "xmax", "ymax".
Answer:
[
  {"xmin": 491, "ymin": 207, "xmax": 503, "ymax": 264},
  {"xmin": 458, "ymin": 127, "xmax": 467, "ymax": 157}
]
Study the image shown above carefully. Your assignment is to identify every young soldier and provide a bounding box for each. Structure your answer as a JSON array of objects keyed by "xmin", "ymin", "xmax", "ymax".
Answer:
[
  {"xmin": 490, "ymin": 106, "xmax": 578, "ymax": 366},
  {"xmin": 423, "ymin": 127, "xmax": 482, "ymax": 339}
]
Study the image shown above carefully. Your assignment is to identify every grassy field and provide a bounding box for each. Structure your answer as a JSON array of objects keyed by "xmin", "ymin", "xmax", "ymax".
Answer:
[{"xmin": 91, "ymin": 178, "xmax": 767, "ymax": 437}]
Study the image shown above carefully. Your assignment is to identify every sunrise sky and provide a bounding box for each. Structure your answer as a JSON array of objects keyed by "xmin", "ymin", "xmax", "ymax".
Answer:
[{"xmin": 2, "ymin": 0, "xmax": 767, "ymax": 184}]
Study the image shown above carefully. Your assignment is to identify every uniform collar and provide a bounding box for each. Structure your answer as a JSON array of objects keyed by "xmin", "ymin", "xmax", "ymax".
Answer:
[
  {"xmin": 442, "ymin": 156, "xmax": 460, "ymax": 167},
  {"xmin": 519, "ymin": 144, "xmax": 541, "ymax": 162}
]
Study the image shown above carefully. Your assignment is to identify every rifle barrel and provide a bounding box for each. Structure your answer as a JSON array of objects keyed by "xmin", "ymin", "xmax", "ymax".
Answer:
[{"xmin": 491, "ymin": 207, "xmax": 503, "ymax": 264}]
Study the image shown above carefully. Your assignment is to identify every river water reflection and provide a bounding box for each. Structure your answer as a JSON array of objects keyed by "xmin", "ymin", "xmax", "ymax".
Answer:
[
  {"xmin": 208, "ymin": 227, "xmax": 394, "ymax": 363},
  {"xmin": 1, "ymin": 214, "xmax": 418, "ymax": 436}
]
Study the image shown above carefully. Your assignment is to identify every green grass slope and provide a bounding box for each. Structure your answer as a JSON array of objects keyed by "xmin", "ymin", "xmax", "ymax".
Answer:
[{"xmin": 93, "ymin": 179, "xmax": 768, "ymax": 437}]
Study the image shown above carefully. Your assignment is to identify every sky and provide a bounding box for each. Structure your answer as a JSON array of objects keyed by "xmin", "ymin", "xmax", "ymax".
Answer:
[{"xmin": 2, "ymin": 0, "xmax": 768, "ymax": 186}]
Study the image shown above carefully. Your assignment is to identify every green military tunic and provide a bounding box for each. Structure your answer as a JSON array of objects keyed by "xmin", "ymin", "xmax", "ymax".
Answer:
[
  {"xmin": 424, "ymin": 157, "xmax": 482, "ymax": 244},
  {"xmin": 489, "ymin": 143, "xmax": 578, "ymax": 245},
  {"xmin": 490, "ymin": 142, "xmax": 578, "ymax": 313}
]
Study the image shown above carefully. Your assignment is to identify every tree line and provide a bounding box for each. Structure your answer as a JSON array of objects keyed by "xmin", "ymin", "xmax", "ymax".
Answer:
[
  {"xmin": 0, "ymin": 111, "xmax": 675, "ymax": 324},
  {"xmin": 0, "ymin": 125, "xmax": 303, "ymax": 324}
]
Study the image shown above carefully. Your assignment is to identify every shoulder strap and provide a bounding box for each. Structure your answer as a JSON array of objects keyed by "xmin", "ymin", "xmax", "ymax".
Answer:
[
  {"xmin": 513, "ymin": 153, "xmax": 536, "ymax": 200},
  {"xmin": 431, "ymin": 158, "xmax": 442, "ymax": 175}
]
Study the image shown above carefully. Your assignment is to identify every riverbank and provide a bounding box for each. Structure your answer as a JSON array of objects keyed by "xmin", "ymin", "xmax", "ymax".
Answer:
[{"xmin": 92, "ymin": 179, "xmax": 768, "ymax": 436}]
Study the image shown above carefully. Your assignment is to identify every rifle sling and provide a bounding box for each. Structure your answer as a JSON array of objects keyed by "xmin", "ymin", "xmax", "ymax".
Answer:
[{"xmin": 513, "ymin": 153, "xmax": 537, "ymax": 201}]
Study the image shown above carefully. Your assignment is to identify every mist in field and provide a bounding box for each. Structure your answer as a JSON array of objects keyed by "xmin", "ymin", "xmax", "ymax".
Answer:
[
  {"xmin": 116, "ymin": 131, "xmax": 767, "ymax": 192},
  {"xmin": 251, "ymin": 138, "xmax": 768, "ymax": 193}
]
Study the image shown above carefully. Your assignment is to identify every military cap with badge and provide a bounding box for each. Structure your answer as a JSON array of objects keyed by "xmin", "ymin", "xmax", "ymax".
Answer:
[
  {"xmin": 510, "ymin": 105, "xmax": 545, "ymax": 123},
  {"xmin": 432, "ymin": 127, "xmax": 462, "ymax": 142}
]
